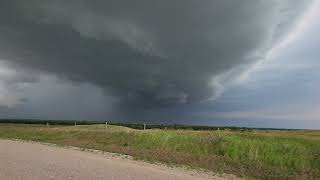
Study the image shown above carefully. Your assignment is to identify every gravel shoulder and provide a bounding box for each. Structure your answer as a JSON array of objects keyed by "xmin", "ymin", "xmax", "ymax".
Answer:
[{"xmin": 0, "ymin": 139, "xmax": 238, "ymax": 180}]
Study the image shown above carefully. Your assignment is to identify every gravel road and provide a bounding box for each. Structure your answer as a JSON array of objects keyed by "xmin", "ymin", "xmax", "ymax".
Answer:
[{"xmin": 0, "ymin": 139, "xmax": 231, "ymax": 180}]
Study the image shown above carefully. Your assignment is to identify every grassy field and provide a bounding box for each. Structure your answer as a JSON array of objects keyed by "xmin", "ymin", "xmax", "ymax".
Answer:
[{"xmin": 0, "ymin": 123, "xmax": 319, "ymax": 179}]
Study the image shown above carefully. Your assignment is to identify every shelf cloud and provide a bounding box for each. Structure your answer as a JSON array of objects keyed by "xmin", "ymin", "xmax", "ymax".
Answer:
[{"xmin": 0, "ymin": 0, "xmax": 314, "ymax": 108}]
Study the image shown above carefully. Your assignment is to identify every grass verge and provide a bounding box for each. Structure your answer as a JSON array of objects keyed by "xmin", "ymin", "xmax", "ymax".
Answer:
[{"xmin": 0, "ymin": 123, "xmax": 319, "ymax": 179}]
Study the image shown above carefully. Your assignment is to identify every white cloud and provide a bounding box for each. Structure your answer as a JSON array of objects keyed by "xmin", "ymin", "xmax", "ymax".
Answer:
[{"xmin": 267, "ymin": 0, "xmax": 320, "ymax": 60}]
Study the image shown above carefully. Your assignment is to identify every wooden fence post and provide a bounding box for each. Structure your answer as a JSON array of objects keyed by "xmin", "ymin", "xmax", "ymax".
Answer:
[{"xmin": 105, "ymin": 122, "xmax": 108, "ymax": 133}]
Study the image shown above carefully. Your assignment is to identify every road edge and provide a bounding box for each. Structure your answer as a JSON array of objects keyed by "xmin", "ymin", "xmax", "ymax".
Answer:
[{"xmin": 0, "ymin": 138, "xmax": 240, "ymax": 180}]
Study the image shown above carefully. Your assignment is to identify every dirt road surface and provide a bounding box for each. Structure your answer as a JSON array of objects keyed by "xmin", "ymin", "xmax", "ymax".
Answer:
[{"xmin": 0, "ymin": 139, "xmax": 232, "ymax": 180}]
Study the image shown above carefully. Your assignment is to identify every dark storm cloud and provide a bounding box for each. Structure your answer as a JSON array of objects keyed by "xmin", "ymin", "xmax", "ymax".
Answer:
[{"xmin": 0, "ymin": 0, "xmax": 313, "ymax": 107}]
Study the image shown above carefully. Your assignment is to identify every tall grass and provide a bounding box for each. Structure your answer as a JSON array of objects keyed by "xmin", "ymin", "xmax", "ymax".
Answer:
[
  {"xmin": 0, "ymin": 123, "xmax": 319, "ymax": 179},
  {"xmin": 131, "ymin": 130, "xmax": 320, "ymax": 171}
]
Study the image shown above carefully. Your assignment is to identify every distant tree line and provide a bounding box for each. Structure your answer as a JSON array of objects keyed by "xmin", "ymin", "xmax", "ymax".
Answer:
[{"xmin": 0, "ymin": 119, "xmax": 301, "ymax": 131}]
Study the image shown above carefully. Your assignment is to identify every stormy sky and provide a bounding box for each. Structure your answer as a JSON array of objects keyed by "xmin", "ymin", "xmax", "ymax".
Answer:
[{"xmin": 0, "ymin": 0, "xmax": 319, "ymax": 129}]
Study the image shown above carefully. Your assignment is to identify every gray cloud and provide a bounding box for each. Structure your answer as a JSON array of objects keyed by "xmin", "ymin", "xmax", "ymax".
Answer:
[{"xmin": 0, "ymin": 0, "xmax": 313, "ymax": 108}]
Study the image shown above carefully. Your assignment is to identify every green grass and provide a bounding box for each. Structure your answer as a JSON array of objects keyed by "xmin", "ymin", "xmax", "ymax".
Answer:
[{"xmin": 0, "ymin": 123, "xmax": 319, "ymax": 179}]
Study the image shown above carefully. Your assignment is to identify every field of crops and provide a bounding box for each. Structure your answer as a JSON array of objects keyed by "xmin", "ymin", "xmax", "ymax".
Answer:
[{"xmin": 0, "ymin": 123, "xmax": 319, "ymax": 179}]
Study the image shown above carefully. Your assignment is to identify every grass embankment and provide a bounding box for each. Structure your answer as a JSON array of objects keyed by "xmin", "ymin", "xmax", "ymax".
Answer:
[{"xmin": 0, "ymin": 123, "xmax": 319, "ymax": 179}]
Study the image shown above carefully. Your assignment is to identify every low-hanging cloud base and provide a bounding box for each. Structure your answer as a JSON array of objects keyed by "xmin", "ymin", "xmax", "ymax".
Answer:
[{"xmin": 0, "ymin": 0, "xmax": 315, "ymax": 123}]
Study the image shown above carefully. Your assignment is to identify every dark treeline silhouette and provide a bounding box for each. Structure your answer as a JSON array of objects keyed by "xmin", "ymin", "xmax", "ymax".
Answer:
[{"xmin": 0, "ymin": 119, "xmax": 302, "ymax": 131}]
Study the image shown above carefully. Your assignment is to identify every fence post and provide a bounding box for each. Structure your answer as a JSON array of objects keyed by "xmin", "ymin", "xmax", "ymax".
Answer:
[
  {"xmin": 105, "ymin": 122, "xmax": 108, "ymax": 133},
  {"xmin": 47, "ymin": 122, "xmax": 49, "ymax": 128},
  {"xmin": 75, "ymin": 121, "xmax": 77, "ymax": 127},
  {"xmin": 218, "ymin": 127, "xmax": 220, "ymax": 137},
  {"xmin": 144, "ymin": 123, "xmax": 146, "ymax": 131}
]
